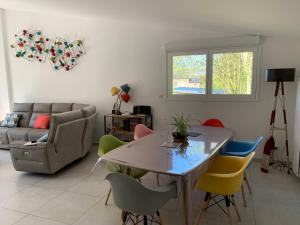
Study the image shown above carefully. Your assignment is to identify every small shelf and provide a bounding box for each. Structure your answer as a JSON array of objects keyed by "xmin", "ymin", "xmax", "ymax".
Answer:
[{"xmin": 104, "ymin": 113, "xmax": 153, "ymax": 142}]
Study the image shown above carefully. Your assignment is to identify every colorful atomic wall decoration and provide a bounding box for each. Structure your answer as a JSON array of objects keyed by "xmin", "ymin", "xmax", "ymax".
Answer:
[{"xmin": 10, "ymin": 29, "xmax": 85, "ymax": 71}]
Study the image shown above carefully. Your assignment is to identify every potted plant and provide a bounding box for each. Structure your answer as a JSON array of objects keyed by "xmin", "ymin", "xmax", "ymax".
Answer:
[{"xmin": 172, "ymin": 115, "xmax": 189, "ymax": 142}]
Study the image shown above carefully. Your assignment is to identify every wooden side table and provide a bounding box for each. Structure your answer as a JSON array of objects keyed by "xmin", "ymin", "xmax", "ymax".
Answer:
[{"xmin": 104, "ymin": 114, "xmax": 153, "ymax": 141}]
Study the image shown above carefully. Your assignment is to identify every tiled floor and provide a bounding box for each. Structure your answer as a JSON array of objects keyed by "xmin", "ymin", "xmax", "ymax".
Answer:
[{"xmin": 0, "ymin": 147, "xmax": 300, "ymax": 225}]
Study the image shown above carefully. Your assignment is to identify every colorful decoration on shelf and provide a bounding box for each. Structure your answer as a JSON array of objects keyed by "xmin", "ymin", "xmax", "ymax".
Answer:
[
  {"xmin": 10, "ymin": 29, "xmax": 85, "ymax": 71},
  {"xmin": 111, "ymin": 84, "xmax": 131, "ymax": 115}
]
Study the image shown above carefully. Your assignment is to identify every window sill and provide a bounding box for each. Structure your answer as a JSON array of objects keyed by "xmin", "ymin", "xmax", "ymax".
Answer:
[{"xmin": 165, "ymin": 94, "xmax": 258, "ymax": 102}]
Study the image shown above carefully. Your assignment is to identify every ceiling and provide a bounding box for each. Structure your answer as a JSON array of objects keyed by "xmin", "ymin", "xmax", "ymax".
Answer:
[{"xmin": 1, "ymin": 0, "xmax": 300, "ymax": 36}]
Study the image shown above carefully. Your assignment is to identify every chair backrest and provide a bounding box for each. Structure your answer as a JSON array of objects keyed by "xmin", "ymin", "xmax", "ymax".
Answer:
[
  {"xmin": 222, "ymin": 136, "xmax": 263, "ymax": 156},
  {"xmin": 134, "ymin": 124, "xmax": 153, "ymax": 140},
  {"xmin": 202, "ymin": 118, "xmax": 224, "ymax": 128},
  {"xmin": 98, "ymin": 135, "xmax": 126, "ymax": 157},
  {"xmin": 105, "ymin": 172, "xmax": 177, "ymax": 215}
]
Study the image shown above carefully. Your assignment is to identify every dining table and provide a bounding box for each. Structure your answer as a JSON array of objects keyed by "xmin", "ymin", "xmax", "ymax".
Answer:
[{"xmin": 101, "ymin": 125, "xmax": 233, "ymax": 225}]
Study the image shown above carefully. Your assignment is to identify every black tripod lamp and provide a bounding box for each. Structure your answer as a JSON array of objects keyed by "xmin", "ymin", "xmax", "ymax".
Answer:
[
  {"xmin": 262, "ymin": 68, "xmax": 295, "ymax": 174},
  {"xmin": 266, "ymin": 68, "xmax": 295, "ymax": 82}
]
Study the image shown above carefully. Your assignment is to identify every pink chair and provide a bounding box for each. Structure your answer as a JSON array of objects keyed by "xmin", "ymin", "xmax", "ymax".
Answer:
[{"xmin": 134, "ymin": 124, "xmax": 153, "ymax": 140}]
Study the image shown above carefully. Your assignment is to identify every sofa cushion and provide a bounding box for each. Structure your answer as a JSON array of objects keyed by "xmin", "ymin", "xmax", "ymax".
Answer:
[
  {"xmin": 16, "ymin": 112, "xmax": 32, "ymax": 128},
  {"xmin": 72, "ymin": 103, "xmax": 88, "ymax": 111},
  {"xmin": 29, "ymin": 113, "xmax": 51, "ymax": 128},
  {"xmin": 52, "ymin": 103, "xmax": 72, "ymax": 113},
  {"xmin": 82, "ymin": 105, "xmax": 96, "ymax": 118},
  {"xmin": 27, "ymin": 128, "xmax": 49, "ymax": 141},
  {"xmin": 0, "ymin": 127, "xmax": 9, "ymax": 145},
  {"xmin": 13, "ymin": 103, "xmax": 33, "ymax": 112},
  {"xmin": 13, "ymin": 103, "xmax": 33, "ymax": 128},
  {"xmin": 33, "ymin": 103, "xmax": 52, "ymax": 113},
  {"xmin": 7, "ymin": 128, "xmax": 29, "ymax": 144}
]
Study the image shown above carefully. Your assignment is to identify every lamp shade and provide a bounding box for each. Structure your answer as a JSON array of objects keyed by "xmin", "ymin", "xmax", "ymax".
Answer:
[
  {"xmin": 120, "ymin": 83, "xmax": 130, "ymax": 94},
  {"xmin": 121, "ymin": 93, "xmax": 130, "ymax": 103},
  {"xmin": 111, "ymin": 86, "xmax": 120, "ymax": 96},
  {"xmin": 266, "ymin": 68, "xmax": 295, "ymax": 82}
]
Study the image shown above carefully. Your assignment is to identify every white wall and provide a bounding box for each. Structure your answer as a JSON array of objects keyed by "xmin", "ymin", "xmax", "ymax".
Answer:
[
  {"xmin": 2, "ymin": 9, "xmax": 300, "ymax": 158},
  {"xmin": 0, "ymin": 9, "xmax": 11, "ymax": 119}
]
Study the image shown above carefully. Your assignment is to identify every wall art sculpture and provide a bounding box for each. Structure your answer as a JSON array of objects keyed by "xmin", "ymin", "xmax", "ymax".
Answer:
[{"xmin": 10, "ymin": 29, "xmax": 85, "ymax": 71}]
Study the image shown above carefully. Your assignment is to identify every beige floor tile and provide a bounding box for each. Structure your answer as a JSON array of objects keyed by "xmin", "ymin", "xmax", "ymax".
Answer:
[
  {"xmin": 33, "ymin": 191, "xmax": 99, "ymax": 224},
  {"xmin": 1, "ymin": 186, "xmax": 63, "ymax": 213},
  {"xmin": 69, "ymin": 174, "xmax": 110, "ymax": 198},
  {"xmin": 73, "ymin": 199, "xmax": 121, "ymax": 225},
  {"xmin": 14, "ymin": 215, "xmax": 67, "ymax": 225},
  {"xmin": 34, "ymin": 170, "xmax": 88, "ymax": 191},
  {"xmin": 0, "ymin": 180, "xmax": 30, "ymax": 202},
  {"xmin": 0, "ymin": 207, "xmax": 27, "ymax": 225}
]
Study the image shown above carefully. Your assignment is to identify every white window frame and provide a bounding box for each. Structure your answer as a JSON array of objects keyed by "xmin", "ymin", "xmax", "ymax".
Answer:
[{"xmin": 166, "ymin": 46, "xmax": 260, "ymax": 101}]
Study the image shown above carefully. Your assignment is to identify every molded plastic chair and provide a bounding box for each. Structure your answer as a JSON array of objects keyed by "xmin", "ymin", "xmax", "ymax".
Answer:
[
  {"xmin": 98, "ymin": 135, "xmax": 147, "ymax": 205},
  {"xmin": 134, "ymin": 124, "xmax": 153, "ymax": 140},
  {"xmin": 194, "ymin": 152, "xmax": 255, "ymax": 225},
  {"xmin": 220, "ymin": 136, "xmax": 263, "ymax": 157},
  {"xmin": 106, "ymin": 172, "xmax": 177, "ymax": 225},
  {"xmin": 202, "ymin": 118, "xmax": 225, "ymax": 128},
  {"xmin": 220, "ymin": 136, "xmax": 263, "ymax": 206}
]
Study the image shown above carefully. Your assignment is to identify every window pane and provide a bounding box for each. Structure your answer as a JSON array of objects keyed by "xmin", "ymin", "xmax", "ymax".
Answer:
[
  {"xmin": 212, "ymin": 52, "xmax": 253, "ymax": 95},
  {"xmin": 172, "ymin": 54, "xmax": 207, "ymax": 95}
]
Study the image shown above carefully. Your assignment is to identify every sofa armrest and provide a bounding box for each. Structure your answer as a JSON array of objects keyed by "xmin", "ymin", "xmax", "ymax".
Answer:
[{"xmin": 53, "ymin": 118, "xmax": 86, "ymax": 164}]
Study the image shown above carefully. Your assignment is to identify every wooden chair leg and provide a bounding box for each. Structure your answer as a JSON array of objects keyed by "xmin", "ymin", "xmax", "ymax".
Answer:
[
  {"xmin": 225, "ymin": 196, "xmax": 233, "ymax": 225},
  {"xmin": 156, "ymin": 173, "xmax": 160, "ymax": 187},
  {"xmin": 143, "ymin": 215, "xmax": 148, "ymax": 225},
  {"xmin": 244, "ymin": 172, "xmax": 252, "ymax": 195},
  {"xmin": 105, "ymin": 188, "xmax": 111, "ymax": 206},
  {"xmin": 156, "ymin": 211, "xmax": 163, "ymax": 225},
  {"xmin": 231, "ymin": 195, "xmax": 241, "ymax": 222},
  {"xmin": 194, "ymin": 192, "xmax": 210, "ymax": 225},
  {"xmin": 241, "ymin": 184, "xmax": 247, "ymax": 207}
]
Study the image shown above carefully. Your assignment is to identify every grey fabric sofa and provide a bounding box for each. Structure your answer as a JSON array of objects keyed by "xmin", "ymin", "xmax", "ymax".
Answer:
[{"xmin": 0, "ymin": 103, "xmax": 97, "ymax": 174}]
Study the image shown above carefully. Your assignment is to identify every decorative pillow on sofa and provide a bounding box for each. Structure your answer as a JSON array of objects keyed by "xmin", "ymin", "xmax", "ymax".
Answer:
[
  {"xmin": 34, "ymin": 114, "xmax": 50, "ymax": 129},
  {"xmin": 0, "ymin": 113, "xmax": 22, "ymax": 128},
  {"xmin": 37, "ymin": 133, "xmax": 48, "ymax": 142}
]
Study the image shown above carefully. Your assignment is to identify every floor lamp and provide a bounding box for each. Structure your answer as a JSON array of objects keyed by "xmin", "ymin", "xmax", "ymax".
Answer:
[{"xmin": 262, "ymin": 68, "xmax": 295, "ymax": 174}]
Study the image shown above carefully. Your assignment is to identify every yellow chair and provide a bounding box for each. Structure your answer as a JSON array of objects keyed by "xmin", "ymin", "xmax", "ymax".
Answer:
[{"xmin": 194, "ymin": 152, "xmax": 255, "ymax": 225}]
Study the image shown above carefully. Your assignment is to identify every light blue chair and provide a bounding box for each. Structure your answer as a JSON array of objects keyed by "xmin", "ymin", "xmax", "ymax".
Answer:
[
  {"xmin": 105, "ymin": 172, "xmax": 177, "ymax": 225},
  {"xmin": 219, "ymin": 136, "xmax": 263, "ymax": 207}
]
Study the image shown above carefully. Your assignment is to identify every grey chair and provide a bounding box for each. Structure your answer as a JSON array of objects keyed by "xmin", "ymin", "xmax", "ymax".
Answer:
[{"xmin": 105, "ymin": 172, "xmax": 177, "ymax": 225}]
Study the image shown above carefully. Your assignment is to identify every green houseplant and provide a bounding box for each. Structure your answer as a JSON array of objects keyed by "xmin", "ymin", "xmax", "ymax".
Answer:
[{"xmin": 172, "ymin": 115, "xmax": 189, "ymax": 142}]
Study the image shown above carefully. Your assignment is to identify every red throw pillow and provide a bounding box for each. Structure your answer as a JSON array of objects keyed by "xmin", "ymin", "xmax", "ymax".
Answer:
[{"xmin": 34, "ymin": 114, "xmax": 50, "ymax": 129}]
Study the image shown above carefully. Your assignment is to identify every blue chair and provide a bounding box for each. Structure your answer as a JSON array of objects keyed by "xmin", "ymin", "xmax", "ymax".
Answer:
[
  {"xmin": 220, "ymin": 136, "xmax": 263, "ymax": 157},
  {"xmin": 219, "ymin": 136, "xmax": 263, "ymax": 207}
]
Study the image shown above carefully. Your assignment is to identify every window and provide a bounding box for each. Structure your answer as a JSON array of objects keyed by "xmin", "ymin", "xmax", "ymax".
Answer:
[
  {"xmin": 172, "ymin": 54, "xmax": 207, "ymax": 95},
  {"xmin": 167, "ymin": 47, "xmax": 259, "ymax": 101}
]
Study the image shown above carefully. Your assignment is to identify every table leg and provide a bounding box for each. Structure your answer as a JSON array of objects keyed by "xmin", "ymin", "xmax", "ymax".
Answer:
[{"xmin": 182, "ymin": 174, "xmax": 192, "ymax": 225}]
